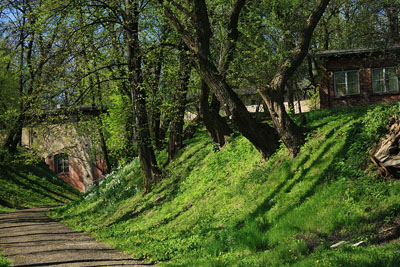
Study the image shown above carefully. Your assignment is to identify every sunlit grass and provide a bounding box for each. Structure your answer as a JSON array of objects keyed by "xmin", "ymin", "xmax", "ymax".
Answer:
[{"xmin": 51, "ymin": 104, "xmax": 400, "ymax": 266}]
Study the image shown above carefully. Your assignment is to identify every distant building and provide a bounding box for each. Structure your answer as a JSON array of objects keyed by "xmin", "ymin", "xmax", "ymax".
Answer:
[{"xmin": 316, "ymin": 47, "xmax": 400, "ymax": 109}]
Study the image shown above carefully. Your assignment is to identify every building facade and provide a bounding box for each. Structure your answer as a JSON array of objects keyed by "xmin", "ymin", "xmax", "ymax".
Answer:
[{"xmin": 317, "ymin": 47, "xmax": 400, "ymax": 109}]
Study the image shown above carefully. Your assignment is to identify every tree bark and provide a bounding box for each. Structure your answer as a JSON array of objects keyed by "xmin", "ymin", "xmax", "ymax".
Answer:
[
  {"xmin": 125, "ymin": 0, "xmax": 160, "ymax": 193},
  {"xmin": 3, "ymin": 115, "xmax": 24, "ymax": 154},
  {"xmin": 196, "ymin": 57, "xmax": 279, "ymax": 158},
  {"xmin": 167, "ymin": 43, "xmax": 191, "ymax": 163}
]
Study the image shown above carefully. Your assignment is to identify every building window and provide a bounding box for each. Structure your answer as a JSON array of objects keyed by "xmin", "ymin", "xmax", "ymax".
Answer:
[
  {"xmin": 55, "ymin": 153, "xmax": 69, "ymax": 175},
  {"xmin": 372, "ymin": 67, "xmax": 399, "ymax": 93},
  {"xmin": 334, "ymin": 70, "xmax": 360, "ymax": 96}
]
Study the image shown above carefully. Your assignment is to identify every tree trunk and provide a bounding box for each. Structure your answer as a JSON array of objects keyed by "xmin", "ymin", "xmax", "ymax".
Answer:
[
  {"xmin": 125, "ymin": 0, "xmax": 160, "ymax": 193},
  {"xmin": 167, "ymin": 44, "xmax": 191, "ymax": 163},
  {"xmin": 3, "ymin": 115, "xmax": 24, "ymax": 154},
  {"xmin": 259, "ymin": 88, "xmax": 304, "ymax": 157},
  {"xmin": 197, "ymin": 58, "xmax": 279, "ymax": 158},
  {"xmin": 198, "ymin": 80, "xmax": 233, "ymax": 147},
  {"xmin": 94, "ymin": 74, "xmax": 111, "ymax": 174},
  {"xmin": 287, "ymin": 84, "xmax": 295, "ymax": 113},
  {"xmin": 297, "ymin": 92, "xmax": 302, "ymax": 114},
  {"xmin": 149, "ymin": 52, "xmax": 163, "ymax": 150}
]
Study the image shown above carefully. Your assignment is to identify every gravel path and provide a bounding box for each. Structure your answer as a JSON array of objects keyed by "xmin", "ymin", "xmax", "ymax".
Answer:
[{"xmin": 0, "ymin": 208, "xmax": 152, "ymax": 267}]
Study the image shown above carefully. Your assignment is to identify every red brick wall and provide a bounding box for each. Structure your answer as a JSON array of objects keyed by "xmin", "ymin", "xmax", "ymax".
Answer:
[
  {"xmin": 319, "ymin": 52, "xmax": 400, "ymax": 109},
  {"xmin": 45, "ymin": 155, "xmax": 86, "ymax": 192}
]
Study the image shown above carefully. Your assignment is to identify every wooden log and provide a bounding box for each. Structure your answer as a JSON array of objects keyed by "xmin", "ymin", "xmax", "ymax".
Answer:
[{"xmin": 370, "ymin": 116, "xmax": 400, "ymax": 178}]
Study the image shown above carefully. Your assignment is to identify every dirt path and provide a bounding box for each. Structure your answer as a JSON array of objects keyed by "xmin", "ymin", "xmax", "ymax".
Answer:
[{"xmin": 0, "ymin": 208, "xmax": 152, "ymax": 267}]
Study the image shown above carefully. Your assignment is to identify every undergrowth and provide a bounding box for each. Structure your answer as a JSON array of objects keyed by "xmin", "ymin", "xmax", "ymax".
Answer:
[
  {"xmin": 51, "ymin": 104, "xmax": 400, "ymax": 266},
  {"xmin": 0, "ymin": 249, "xmax": 11, "ymax": 267}
]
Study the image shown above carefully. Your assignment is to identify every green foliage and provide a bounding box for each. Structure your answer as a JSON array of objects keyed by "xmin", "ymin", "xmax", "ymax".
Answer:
[
  {"xmin": 0, "ymin": 47, "xmax": 19, "ymax": 130},
  {"xmin": 362, "ymin": 103, "xmax": 400, "ymax": 141},
  {"xmin": 307, "ymin": 87, "xmax": 320, "ymax": 111},
  {"xmin": 50, "ymin": 104, "xmax": 400, "ymax": 266},
  {"xmin": 0, "ymin": 249, "xmax": 11, "ymax": 267}
]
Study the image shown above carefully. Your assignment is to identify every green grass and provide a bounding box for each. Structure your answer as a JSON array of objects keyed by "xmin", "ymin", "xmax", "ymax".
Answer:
[
  {"xmin": 0, "ymin": 163, "xmax": 79, "ymax": 212},
  {"xmin": 50, "ymin": 104, "xmax": 400, "ymax": 266}
]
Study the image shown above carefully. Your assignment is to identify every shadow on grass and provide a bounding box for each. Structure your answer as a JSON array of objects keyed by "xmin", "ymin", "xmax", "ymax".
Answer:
[
  {"xmin": 1, "ymin": 168, "xmax": 64, "ymax": 204},
  {"xmin": 219, "ymin": 117, "xmax": 359, "ymax": 253}
]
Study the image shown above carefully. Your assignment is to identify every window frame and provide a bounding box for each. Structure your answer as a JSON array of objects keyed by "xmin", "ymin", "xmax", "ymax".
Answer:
[
  {"xmin": 55, "ymin": 153, "xmax": 69, "ymax": 175},
  {"xmin": 372, "ymin": 66, "xmax": 399, "ymax": 94},
  {"xmin": 333, "ymin": 70, "xmax": 360, "ymax": 96}
]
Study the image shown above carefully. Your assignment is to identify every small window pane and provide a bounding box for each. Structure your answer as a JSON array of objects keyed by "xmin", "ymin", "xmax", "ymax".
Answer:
[
  {"xmin": 335, "ymin": 72, "xmax": 345, "ymax": 84},
  {"xmin": 334, "ymin": 72, "xmax": 346, "ymax": 96},
  {"xmin": 335, "ymin": 83, "xmax": 346, "ymax": 96},
  {"xmin": 372, "ymin": 69, "xmax": 384, "ymax": 93},
  {"xmin": 347, "ymin": 71, "xmax": 359, "ymax": 94},
  {"xmin": 55, "ymin": 154, "xmax": 69, "ymax": 174},
  {"xmin": 373, "ymin": 81, "xmax": 384, "ymax": 93},
  {"xmin": 388, "ymin": 78, "xmax": 399, "ymax": 92},
  {"xmin": 386, "ymin": 67, "xmax": 398, "ymax": 92}
]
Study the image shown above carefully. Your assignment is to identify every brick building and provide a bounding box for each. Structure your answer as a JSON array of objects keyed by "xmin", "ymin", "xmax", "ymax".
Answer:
[{"xmin": 316, "ymin": 47, "xmax": 400, "ymax": 109}]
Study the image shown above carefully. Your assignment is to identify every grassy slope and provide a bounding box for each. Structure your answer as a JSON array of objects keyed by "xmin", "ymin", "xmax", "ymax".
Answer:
[
  {"xmin": 0, "ymin": 163, "xmax": 79, "ymax": 213},
  {"xmin": 51, "ymin": 105, "xmax": 400, "ymax": 266}
]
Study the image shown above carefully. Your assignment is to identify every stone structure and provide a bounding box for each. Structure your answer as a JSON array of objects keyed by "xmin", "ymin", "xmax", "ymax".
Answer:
[
  {"xmin": 19, "ymin": 107, "xmax": 106, "ymax": 192},
  {"xmin": 317, "ymin": 47, "xmax": 400, "ymax": 109}
]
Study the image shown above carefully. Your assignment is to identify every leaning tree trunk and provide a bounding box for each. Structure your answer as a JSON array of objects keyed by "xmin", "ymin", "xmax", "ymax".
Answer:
[
  {"xmin": 259, "ymin": 87, "xmax": 304, "ymax": 157},
  {"xmin": 370, "ymin": 116, "xmax": 400, "ymax": 178},
  {"xmin": 125, "ymin": 0, "xmax": 160, "ymax": 193},
  {"xmin": 167, "ymin": 43, "xmax": 192, "ymax": 163},
  {"xmin": 191, "ymin": 0, "xmax": 278, "ymax": 157},
  {"xmin": 197, "ymin": 58, "xmax": 279, "ymax": 158}
]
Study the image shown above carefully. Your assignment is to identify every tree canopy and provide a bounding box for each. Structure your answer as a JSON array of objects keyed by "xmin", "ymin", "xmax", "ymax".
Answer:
[{"xmin": 1, "ymin": 0, "xmax": 399, "ymax": 192}]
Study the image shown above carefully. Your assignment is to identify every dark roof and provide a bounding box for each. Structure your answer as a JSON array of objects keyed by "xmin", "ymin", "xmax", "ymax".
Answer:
[{"xmin": 315, "ymin": 46, "xmax": 400, "ymax": 58}]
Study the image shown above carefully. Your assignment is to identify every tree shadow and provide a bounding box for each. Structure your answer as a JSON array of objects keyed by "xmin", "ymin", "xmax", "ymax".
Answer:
[
  {"xmin": 8, "ymin": 168, "xmax": 74, "ymax": 201},
  {"xmin": 229, "ymin": 118, "xmax": 358, "ymax": 251}
]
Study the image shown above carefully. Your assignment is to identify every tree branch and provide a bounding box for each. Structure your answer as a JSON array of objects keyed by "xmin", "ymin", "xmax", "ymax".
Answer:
[{"xmin": 218, "ymin": 0, "xmax": 246, "ymax": 78}]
